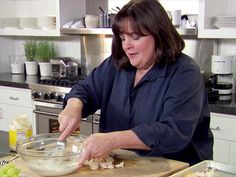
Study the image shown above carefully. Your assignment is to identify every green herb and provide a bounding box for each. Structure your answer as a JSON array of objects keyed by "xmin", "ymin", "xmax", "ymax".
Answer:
[
  {"xmin": 24, "ymin": 40, "xmax": 37, "ymax": 61},
  {"xmin": 36, "ymin": 41, "xmax": 56, "ymax": 62}
]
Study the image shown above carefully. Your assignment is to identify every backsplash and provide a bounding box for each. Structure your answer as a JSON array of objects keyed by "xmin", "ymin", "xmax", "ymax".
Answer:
[{"xmin": 0, "ymin": 36, "xmax": 81, "ymax": 73}]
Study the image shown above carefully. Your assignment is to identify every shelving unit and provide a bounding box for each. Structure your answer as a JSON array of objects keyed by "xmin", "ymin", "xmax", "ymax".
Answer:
[
  {"xmin": 0, "ymin": 0, "xmax": 86, "ymax": 37},
  {"xmin": 198, "ymin": 0, "xmax": 236, "ymax": 38}
]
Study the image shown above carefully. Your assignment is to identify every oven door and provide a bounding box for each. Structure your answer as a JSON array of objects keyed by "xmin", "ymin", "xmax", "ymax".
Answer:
[
  {"xmin": 33, "ymin": 102, "xmax": 62, "ymax": 134},
  {"xmin": 33, "ymin": 101, "xmax": 96, "ymax": 135}
]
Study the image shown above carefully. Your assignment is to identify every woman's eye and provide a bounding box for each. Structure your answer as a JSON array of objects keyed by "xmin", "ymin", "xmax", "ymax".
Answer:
[
  {"xmin": 119, "ymin": 35, "xmax": 125, "ymax": 41},
  {"xmin": 131, "ymin": 34, "xmax": 140, "ymax": 40}
]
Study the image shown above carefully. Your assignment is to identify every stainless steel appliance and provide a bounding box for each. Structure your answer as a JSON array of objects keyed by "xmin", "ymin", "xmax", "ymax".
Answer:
[
  {"xmin": 50, "ymin": 57, "xmax": 80, "ymax": 78},
  {"xmin": 29, "ymin": 77, "xmax": 99, "ymax": 136},
  {"xmin": 207, "ymin": 55, "xmax": 234, "ymax": 103}
]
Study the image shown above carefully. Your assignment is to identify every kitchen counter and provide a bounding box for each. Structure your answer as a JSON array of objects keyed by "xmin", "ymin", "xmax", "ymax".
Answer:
[
  {"xmin": 0, "ymin": 72, "xmax": 39, "ymax": 89},
  {"xmin": 1, "ymin": 72, "xmax": 236, "ymax": 115}
]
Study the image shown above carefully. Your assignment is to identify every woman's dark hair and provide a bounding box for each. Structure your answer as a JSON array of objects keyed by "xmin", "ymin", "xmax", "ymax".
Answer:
[{"xmin": 112, "ymin": 0, "xmax": 185, "ymax": 69}]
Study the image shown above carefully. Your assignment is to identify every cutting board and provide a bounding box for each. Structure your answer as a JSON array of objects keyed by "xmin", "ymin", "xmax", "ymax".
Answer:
[{"xmin": 14, "ymin": 149, "xmax": 189, "ymax": 177}]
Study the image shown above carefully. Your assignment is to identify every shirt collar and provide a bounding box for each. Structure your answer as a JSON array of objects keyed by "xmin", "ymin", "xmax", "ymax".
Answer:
[{"xmin": 143, "ymin": 63, "xmax": 167, "ymax": 82}]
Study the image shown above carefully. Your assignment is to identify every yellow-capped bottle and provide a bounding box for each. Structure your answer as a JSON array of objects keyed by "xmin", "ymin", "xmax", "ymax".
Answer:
[{"xmin": 9, "ymin": 114, "xmax": 32, "ymax": 151}]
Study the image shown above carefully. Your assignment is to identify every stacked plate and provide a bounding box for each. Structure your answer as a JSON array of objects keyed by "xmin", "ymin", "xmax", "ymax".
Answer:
[
  {"xmin": 3, "ymin": 18, "xmax": 19, "ymax": 29},
  {"xmin": 0, "ymin": 18, "xmax": 3, "ymax": 28},
  {"xmin": 19, "ymin": 17, "xmax": 37, "ymax": 29},
  {"xmin": 214, "ymin": 16, "xmax": 236, "ymax": 29}
]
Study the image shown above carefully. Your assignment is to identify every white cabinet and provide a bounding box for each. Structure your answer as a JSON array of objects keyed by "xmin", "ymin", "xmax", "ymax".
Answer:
[
  {"xmin": 230, "ymin": 142, "xmax": 236, "ymax": 165},
  {"xmin": 210, "ymin": 112, "xmax": 236, "ymax": 166},
  {"xmin": 0, "ymin": 0, "xmax": 85, "ymax": 36},
  {"xmin": 0, "ymin": 86, "xmax": 34, "ymax": 132},
  {"xmin": 198, "ymin": 0, "xmax": 236, "ymax": 38}
]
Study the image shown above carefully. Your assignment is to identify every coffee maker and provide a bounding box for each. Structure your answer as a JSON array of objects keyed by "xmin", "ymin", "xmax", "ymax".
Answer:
[{"xmin": 207, "ymin": 55, "xmax": 233, "ymax": 103}]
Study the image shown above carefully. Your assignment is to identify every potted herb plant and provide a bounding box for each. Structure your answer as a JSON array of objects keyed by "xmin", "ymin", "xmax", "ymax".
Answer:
[
  {"xmin": 36, "ymin": 40, "xmax": 56, "ymax": 77},
  {"xmin": 24, "ymin": 40, "xmax": 38, "ymax": 75}
]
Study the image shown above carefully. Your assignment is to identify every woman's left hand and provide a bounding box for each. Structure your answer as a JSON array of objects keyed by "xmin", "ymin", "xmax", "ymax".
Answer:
[{"xmin": 78, "ymin": 133, "xmax": 114, "ymax": 167}]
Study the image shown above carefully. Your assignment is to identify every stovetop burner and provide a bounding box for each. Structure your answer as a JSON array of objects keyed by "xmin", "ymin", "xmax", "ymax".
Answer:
[{"xmin": 38, "ymin": 75, "xmax": 86, "ymax": 87}]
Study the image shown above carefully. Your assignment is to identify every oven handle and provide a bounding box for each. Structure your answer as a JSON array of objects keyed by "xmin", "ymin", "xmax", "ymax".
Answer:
[{"xmin": 33, "ymin": 110, "xmax": 59, "ymax": 117}]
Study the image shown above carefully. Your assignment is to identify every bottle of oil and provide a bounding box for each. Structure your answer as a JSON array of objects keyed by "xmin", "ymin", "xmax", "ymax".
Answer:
[{"xmin": 9, "ymin": 114, "xmax": 32, "ymax": 151}]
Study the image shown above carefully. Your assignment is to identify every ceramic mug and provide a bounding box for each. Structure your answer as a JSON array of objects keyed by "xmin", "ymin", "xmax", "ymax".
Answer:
[
  {"xmin": 85, "ymin": 15, "xmax": 98, "ymax": 28},
  {"xmin": 171, "ymin": 10, "xmax": 181, "ymax": 27}
]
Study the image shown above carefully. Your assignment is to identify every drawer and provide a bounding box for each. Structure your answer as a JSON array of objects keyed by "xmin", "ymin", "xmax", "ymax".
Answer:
[
  {"xmin": 210, "ymin": 113, "xmax": 236, "ymax": 141},
  {"xmin": 0, "ymin": 86, "xmax": 32, "ymax": 107}
]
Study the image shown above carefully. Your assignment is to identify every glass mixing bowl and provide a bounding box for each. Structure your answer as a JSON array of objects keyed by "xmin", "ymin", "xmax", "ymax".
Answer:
[{"xmin": 16, "ymin": 133, "xmax": 85, "ymax": 176}]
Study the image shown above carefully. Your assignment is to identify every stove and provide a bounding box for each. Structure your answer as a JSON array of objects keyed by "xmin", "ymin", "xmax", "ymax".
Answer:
[
  {"xmin": 29, "ymin": 76, "xmax": 85, "ymax": 108},
  {"xmin": 28, "ymin": 75, "xmax": 99, "ymax": 136},
  {"xmin": 38, "ymin": 75, "xmax": 85, "ymax": 87}
]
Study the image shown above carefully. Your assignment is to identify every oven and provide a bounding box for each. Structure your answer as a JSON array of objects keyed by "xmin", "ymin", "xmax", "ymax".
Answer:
[
  {"xmin": 29, "ymin": 78, "xmax": 99, "ymax": 136},
  {"xmin": 33, "ymin": 101, "xmax": 64, "ymax": 134}
]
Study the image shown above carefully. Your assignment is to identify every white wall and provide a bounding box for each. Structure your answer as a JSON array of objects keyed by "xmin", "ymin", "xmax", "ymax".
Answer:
[{"xmin": 0, "ymin": 37, "xmax": 15, "ymax": 73}]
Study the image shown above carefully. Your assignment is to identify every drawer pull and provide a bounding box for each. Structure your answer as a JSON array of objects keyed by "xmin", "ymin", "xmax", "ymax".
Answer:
[
  {"xmin": 211, "ymin": 126, "xmax": 220, "ymax": 131},
  {"xmin": 9, "ymin": 96, "xmax": 19, "ymax": 101}
]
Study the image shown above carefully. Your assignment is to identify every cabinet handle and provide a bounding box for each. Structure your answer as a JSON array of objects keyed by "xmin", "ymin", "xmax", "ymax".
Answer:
[
  {"xmin": 210, "ymin": 126, "xmax": 220, "ymax": 131},
  {"xmin": 9, "ymin": 96, "xmax": 19, "ymax": 101},
  {"xmin": 33, "ymin": 110, "xmax": 58, "ymax": 117}
]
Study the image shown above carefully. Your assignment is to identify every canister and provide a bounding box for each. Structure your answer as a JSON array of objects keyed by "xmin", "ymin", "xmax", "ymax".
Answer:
[{"xmin": 9, "ymin": 114, "xmax": 32, "ymax": 151}]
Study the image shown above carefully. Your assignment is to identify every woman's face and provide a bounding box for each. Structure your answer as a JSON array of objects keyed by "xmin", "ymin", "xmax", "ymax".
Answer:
[{"xmin": 119, "ymin": 21, "xmax": 156, "ymax": 70}]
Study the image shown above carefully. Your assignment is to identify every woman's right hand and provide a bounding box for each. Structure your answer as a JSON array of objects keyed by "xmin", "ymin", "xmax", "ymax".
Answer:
[{"xmin": 58, "ymin": 98, "xmax": 83, "ymax": 141}]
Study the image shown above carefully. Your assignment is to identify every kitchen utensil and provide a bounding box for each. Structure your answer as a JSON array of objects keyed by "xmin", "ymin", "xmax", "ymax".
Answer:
[
  {"xmin": 0, "ymin": 154, "xmax": 19, "ymax": 166},
  {"xmin": 16, "ymin": 133, "xmax": 86, "ymax": 176},
  {"xmin": 99, "ymin": 7, "xmax": 105, "ymax": 14}
]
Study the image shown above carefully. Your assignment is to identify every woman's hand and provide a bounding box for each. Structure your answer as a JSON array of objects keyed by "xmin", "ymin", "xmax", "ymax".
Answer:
[
  {"xmin": 78, "ymin": 133, "xmax": 114, "ymax": 167},
  {"xmin": 58, "ymin": 98, "xmax": 83, "ymax": 141}
]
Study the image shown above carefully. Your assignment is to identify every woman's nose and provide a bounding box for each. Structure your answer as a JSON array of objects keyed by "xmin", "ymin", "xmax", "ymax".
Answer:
[{"xmin": 123, "ymin": 38, "xmax": 133, "ymax": 50}]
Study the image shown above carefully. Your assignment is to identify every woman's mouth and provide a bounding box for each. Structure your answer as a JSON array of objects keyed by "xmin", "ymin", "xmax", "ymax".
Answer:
[{"xmin": 127, "ymin": 52, "xmax": 138, "ymax": 59}]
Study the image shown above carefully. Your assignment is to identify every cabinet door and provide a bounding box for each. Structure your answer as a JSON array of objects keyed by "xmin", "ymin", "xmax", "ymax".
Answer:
[
  {"xmin": 230, "ymin": 142, "xmax": 236, "ymax": 166},
  {"xmin": 0, "ymin": 104, "xmax": 8, "ymax": 131},
  {"xmin": 198, "ymin": 0, "xmax": 236, "ymax": 38},
  {"xmin": 210, "ymin": 113, "xmax": 236, "ymax": 141},
  {"xmin": 213, "ymin": 138, "xmax": 230, "ymax": 164}
]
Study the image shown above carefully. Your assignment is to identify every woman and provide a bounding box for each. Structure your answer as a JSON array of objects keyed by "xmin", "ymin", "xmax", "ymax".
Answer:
[{"xmin": 59, "ymin": 0, "xmax": 213, "ymax": 166}]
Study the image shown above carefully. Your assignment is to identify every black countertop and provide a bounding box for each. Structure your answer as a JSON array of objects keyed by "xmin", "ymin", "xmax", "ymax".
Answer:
[
  {"xmin": 1, "ymin": 72, "xmax": 236, "ymax": 116},
  {"xmin": 0, "ymin": 72, "xmax": 40, "ymax": 89}
]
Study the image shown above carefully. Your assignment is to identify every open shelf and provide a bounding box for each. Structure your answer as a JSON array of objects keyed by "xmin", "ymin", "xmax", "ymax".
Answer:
[{"xmin": 61, "ymin": 27, "xmax": 197, "ymax": 37}]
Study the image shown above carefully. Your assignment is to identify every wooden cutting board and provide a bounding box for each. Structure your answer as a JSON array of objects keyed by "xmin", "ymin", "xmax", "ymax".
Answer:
[{"xmin": 14, "ymin": 149, "xmax": 189, "ymax": 177}]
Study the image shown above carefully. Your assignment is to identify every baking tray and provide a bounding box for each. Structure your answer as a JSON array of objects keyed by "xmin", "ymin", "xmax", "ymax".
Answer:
[{"xmin": 170, "ymin": 160, "xmax": 236, "ymax": 177}]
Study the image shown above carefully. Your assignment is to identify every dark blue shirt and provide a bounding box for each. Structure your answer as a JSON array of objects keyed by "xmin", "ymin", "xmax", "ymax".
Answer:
[{"xmin": 65, "ymin": 54, "xmax": 213, "ymax": 165}]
